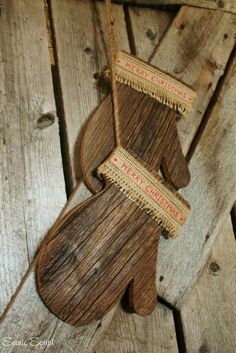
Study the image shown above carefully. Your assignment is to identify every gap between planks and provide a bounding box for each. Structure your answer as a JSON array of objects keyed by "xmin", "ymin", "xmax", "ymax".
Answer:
[{"xmin": 107, "ymin": 0, "xmax": 236, "ymax": 15}]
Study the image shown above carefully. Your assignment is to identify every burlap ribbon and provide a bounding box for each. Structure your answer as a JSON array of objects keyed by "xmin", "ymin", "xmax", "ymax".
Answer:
[
  {"xmin": 108, "ymin": 51, "xmax": 196, "ymax": 116},
  {"xmin": 98, "ymin": 147, "xmax": 190, "ymax": 237}
]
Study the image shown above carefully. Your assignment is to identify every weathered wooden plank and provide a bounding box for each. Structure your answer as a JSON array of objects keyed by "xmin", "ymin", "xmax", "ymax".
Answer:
[
  {"xmin": 79, "ymin": 4, "xmax": 236, "ymax": 307},
  {"xmin": 0, "ymin": 183, "xmax": 96, "ymax": 353},
  {"xmin": 0, "ymin": 0, "xmax": 66, "ymax": 315},
  {"xmin": 127, "ymin": 8, "xmax": 236, "ymax": 308},
  {"xmin": 91, "ymin": 10, "xmax": 177, "ymax": 352},
  {"xmin": 157, "ymin": 51, "xmax": 236, "ymax": 306},
  {"xmin": 181, "ymin": 217, "xmax": 236, "ymax": 353},
  {"xmin": 1, "ymin": 5, "xmax": 235, "ymax": 353},
  {"xmin": 114, "ymin": 0, "xmax": 236, "ymax": 14},
  {"xmin": 0, "ymin": 6, "xmax": 174, "ymax": 352},
  {"xmin": 95, "ymin": 303, "xmax": 179, "ymax": 353},
  {"xmin": 127, "ymin": 7, "xmax": 175, "ymax": 60},
  {"xmin": 50, "ymin": 0, "xmax": 129, "ymax": 191},
  {"xmin": 129, "ymin": 6, "xmax": 236, "ymax": 155}
]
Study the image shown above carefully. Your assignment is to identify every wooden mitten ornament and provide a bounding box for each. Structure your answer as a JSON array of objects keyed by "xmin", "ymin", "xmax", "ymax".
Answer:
[
  {"xmin": 36, "ymin": 1, "xmax": 196, "ymax": 327},
  {"xmin": 36, "ymin": 51, "xmax": 195, "ymax": 326}
]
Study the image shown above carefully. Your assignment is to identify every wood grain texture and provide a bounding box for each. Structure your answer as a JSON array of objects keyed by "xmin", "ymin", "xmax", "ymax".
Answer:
[
  {"xmin": 129, "ymin": 5, "xmax": 236, "ymax": 155},
  {"xmin": 82, "ymin": 6, "xmax": 236, "ymax": 192},
  {"xmin": 157, "ymin": 51, "xmax": 236, "ymax": 306},
  {"xmin": 113, "ymin": 0, "xmax": 236, "ymax": 14},
  {"xmin": 95, "ymin": 302, "xmax": 179, "ymax": 353},
  {"xmin": 0, "ymin": 1, "xmax": 128, "ymax": 351},
  {"xmin": 0, "ymin": 5, "xmax": 235, "ymax": 353},
  {"xmin": 37, "ymin": 90, "xmax": 190, "ymax": 325},
  {"xmin": 181, "ymin": 218, "xmax": 236, "ymax": 353},
  {"xmin": 0, "ymin": 183, "xmax": 99, "ymax": 353},
  {"xmin": 80, "ymin": 5, "xmax": 236, "ymax": 307},
  {"xmin": 127, "ymin": 7, "xmax": 175, "ymax": 60},
  {"xmin": 81, "ymin": 84, "xmax": 190, "ymax": 193},
  {"xmin": 50, "ymin": 0, "xmax": 129, "ymax": 191},
  {"xmin": 0, "ymin": 0, "xmax": 66, "ymax": 315}
]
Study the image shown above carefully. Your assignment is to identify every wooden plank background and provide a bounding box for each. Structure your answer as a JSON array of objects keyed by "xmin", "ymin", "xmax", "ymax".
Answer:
[
  {"xmin": 95, "ymin": 302, "xmax": 179, "ymax": 353},
  {"xmin": 0, "ymin": 1, "xmax": 235, "ymax": 352},
  {"xmin": 114, "ymin": 0, "xmax": 236, "ymax": 14},
  {"xmin": 0, "ymin": 0, "xmax": 66, "ymax": 316},
  {"xmin": 50, "ymin": 0, "xmax": 130, "ymax": 190},
  {"xmin": 181, "ymin": 218, "xmax": 236, "ymax": 353}
]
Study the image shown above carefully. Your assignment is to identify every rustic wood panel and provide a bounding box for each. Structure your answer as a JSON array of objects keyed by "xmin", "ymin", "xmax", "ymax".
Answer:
[
  {"xmin": 0, "ymin": 183, "xmax": 97, "ymax": 353},
  {"xmin": 181, "ymin": 218, "xmax": 236, "ymax": 353},
  {"xmin": 37, "ymin": 92, "xmax": 190, "ymax": 325},
  {"xmin": 0, "ymin": 5, "xmax": 173, "ymax": 351},
  {"xmin": 127, "ymin": 7, "xmax": 175, "ymax": 60},
  {"xmin": 129, "ymin": 6, "xmax": 236, "ymax": 155},
  {"xmin": 0, "ymin": 5, "xmax": 235, "ymax": 353},
  {"xmin": 95, "ymin": 303, "xmax": 179, "ymax": 353},
  {"xmin": 81, "ymin": 6, "xmax": 235, "ymax": 189},
  {"xmin": 93, "ymin": 10, "xmax": 178, "ymax": 352},
  {"xmin": 50, "ymin": 0, "xmax": 129, "ymax": 191},
  {"xmin": 114, "ymin": 0, "xmax": 236, "ymax": 14},
  {"xmin": 80, "ymin": 5, "xmax": 236, "ymax": 306},
  {"xmin": 157, "ymin": 51, "xmax": 236, "ymax": 306},
  {"xmin": 0, "ymin": 0, "xmax": 66, "ymax": 315}
]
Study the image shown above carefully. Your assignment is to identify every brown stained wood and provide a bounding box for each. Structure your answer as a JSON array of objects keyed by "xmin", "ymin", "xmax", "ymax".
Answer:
[
  {"xmin": 77, "ymin": 3, "xmax": 236, "ymax": 324},
  {"xmin": 37, "ymin": 85, "xmax": 189, "ymax": 325},
  {"xmin": 1, "ymin": 5, "xmax": 235, "ymax": 353},
  {"xmin": 0, "ymin": 0, "xmax": 66, "ymax": 315},
  {"xmin": 50, "ymin": 0, "xmax": 129, "ymax": 191},
  {"xmin": 81, "ymin": 84, "xmax": 190, "ymax": 193},
  {"xmin": 0, "ymin": 7, "xmax": 178, "ymax": 353},
  {"xmin": 0, "ymin": 183, "xmax": 99, "ymax": 353},
  {"xmin": 82, "ymin": 6, "xmax": 236, "ymax": 192},
  {"xmin": 181, "ymin": 218, "xmax": 236, "ymax": 353},
  {"xmin": 95, "ymin": 302, "xmax": 179, "ymax": 353}
]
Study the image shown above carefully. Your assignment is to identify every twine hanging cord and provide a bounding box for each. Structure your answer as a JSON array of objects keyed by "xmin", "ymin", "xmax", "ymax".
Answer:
[
  {"xmin": 105, "ymin": 0, "xmax": 121, "ymax": 146},
  {"xmin": 103, "ymin": 1, "xmax": 192, "ymax": 236}
]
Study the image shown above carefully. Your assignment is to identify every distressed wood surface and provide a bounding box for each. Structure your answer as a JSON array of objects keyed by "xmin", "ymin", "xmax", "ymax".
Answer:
[
  {"xmin": 37, "ymin": 84, "xmax": 191, "ymax": 325},
  {"xmin": 181, "ymin": 218, "xmax": 236, "ymax": 353},
  {"xmin": 80, "ymin": 6, "xmax": 236, "ymax": 305},
  {"xmin": 157, "ymin": 50, "xmax": 236, "ymax": 306},
  {"xmin": 129, "ymin": 6, "xmax": 236, "ymax": 155},
  {"xmin": 0, "ymin": 6, "xmax": 178, "ymax": 352},
  {"xmin": 114, "ymin": 0, "xmax": 236, "ymax": 14},
  {"xmin": 50, "ymin": 0, "xmax": 129, "ymax": 191},
  {"xmin": 0, "ymin": 183, "xmax": 99, "ymax": 353},
  {"xmin": 0, "ymin": 0, "xmax": 66, "ymax": 316},
  {"xmin": 82, "ymin": 6, "xmax": 236, "ymax": 191},
  {"xmin": 0, "ymin": 3, "xmax": 235, "ymax": 353},
  {"xmin": 127, "ymin": 7, "xmax": 175, "ymax": 60},
  {"xmin": 95, "ymin": 302, "xmax": 179, "ymax": 353}
]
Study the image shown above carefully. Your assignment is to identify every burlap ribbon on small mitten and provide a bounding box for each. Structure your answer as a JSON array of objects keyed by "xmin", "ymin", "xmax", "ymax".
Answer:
[{"xmin": 98, "ymin": 147, "xmax": 190, "ymax": 238}]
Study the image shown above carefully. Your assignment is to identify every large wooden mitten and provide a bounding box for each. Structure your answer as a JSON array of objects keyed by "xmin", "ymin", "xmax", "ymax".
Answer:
[{"xmin": 37, "ymin": 52, "xmax": 195, "ymax": 326}]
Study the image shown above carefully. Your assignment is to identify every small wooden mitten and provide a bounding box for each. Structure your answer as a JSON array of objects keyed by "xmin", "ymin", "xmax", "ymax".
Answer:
[{"xmin": 37, "ymin": 51, "xmax": 195, "ymax": 326}]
